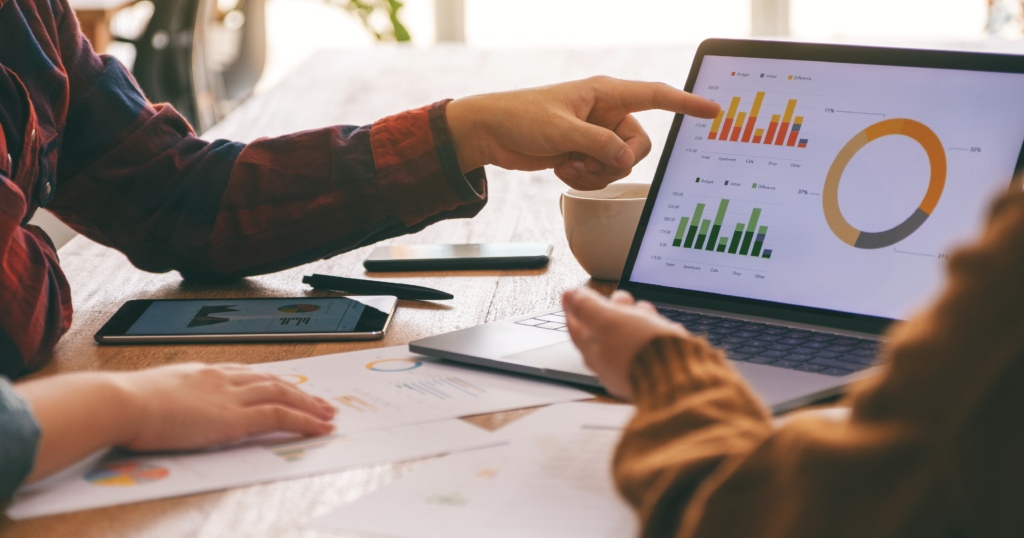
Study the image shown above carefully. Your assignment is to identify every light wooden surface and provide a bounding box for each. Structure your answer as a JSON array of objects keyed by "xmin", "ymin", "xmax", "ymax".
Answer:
[{"xmin": 0, "ymin": 45, "xmax": 700, "ymax": 538}]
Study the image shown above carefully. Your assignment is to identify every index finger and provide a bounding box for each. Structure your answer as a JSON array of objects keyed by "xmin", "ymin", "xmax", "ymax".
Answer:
[{"xmin": 611, "ymin": 79, "xmax": 721, "ymax": 119}]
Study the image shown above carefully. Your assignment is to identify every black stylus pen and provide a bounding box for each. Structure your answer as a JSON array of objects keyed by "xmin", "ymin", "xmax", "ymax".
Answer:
[{"xmin": 302, "ymin": 274, "xmax": 454, "ymax": 301}]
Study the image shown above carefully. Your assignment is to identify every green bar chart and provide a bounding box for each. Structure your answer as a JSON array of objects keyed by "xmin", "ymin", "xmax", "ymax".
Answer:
[
  {"xmin": 694, "ymin": 219, "xmax": 711, "ymax": 249},
  {"xmin": 704, "ymin": 199, "xmax": 730, "ymax": 251},
  {"xmin": 751, "ymin": 225, "xmax": 768, "ymax": 257},
  {"xmin": 739, "ymin": 208, "xmax": 761, "ymax": 255},
  {"xmin": 669, "ymin": 198, "xmax": 775, "ymax": 259},
  {"xmin": 728, "ymin": 223, "xmax": 744, "ymax": 254},
  {"xmin": 683, "ymin": 203, "xmax": 706, "ymax": 248},
  {"xmin": 672, "ymin": 217, "xmax": 690, "ymax": 247}
]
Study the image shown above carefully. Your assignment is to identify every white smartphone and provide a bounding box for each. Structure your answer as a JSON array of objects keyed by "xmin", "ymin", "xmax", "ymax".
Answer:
[{"xmin": 95, "ymin": 296, "xmax": 398, "ymax": 344}]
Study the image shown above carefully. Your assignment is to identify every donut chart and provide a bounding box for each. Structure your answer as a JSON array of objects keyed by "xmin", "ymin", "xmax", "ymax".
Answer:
[
  {"xmin": 365, "ymin": 359, "xmax": 423, "ymax": 372},
  {"xmin": 823, "ymin": 118, "xmax": 946, "ymax": 249}
]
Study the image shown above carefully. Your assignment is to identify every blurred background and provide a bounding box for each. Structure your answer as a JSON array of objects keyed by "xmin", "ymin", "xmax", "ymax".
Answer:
[{"xmin": 33, "ymin": 0, "xmax": 1013, "ymax": 247}]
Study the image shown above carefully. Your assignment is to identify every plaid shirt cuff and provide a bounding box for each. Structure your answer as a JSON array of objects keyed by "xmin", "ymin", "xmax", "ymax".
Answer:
[{"xmin": 371, "ymin": 99, "xmax": 487, "ymax": 226}]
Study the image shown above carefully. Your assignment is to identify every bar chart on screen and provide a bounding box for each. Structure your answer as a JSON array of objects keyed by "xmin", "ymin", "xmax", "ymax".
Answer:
[
  {"xmin": 670, "ymin": 197, "xmax": 777, "ymax": 259},
  {"xmin": 707, "ymin": 91, "xmax": 810, "ymax": 148}
]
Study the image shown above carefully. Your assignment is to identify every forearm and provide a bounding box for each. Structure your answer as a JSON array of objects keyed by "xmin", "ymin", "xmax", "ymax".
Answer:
[
  {"xmin": 615, "ymin": 336, "xmax": 773, "ymax": 537},
  {"xmin": 52, "ymin": 90, "xmax": 486, "ymax": 279},
  {"xmin": 16, "ymin": 372, "xmax": 139, "ymax": 484},
  {"xmin": 0, "ymin": 214, "xmax": 73, "ymax": 378}
]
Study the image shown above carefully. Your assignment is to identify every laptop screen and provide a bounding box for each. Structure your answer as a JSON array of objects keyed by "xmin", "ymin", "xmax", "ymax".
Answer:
[{"xmin": 628, "ymin": 54, "xmax": 1024, "ymax": 321}]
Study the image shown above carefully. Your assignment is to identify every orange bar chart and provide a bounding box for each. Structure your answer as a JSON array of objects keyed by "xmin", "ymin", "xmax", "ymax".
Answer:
[
  {"xmin": 786, "ymin": 116, "xmax": 804, "ymax": 146},
  {"xmin": 702, "ymin": 94, "xmax": 809, "ymax": 148},
  {"xmin": 786, "ymin": 116, "xmax": 802, "ymax": 145},
  {"xmin": 718, "ymin": 97, "xmax": 740, "ymax": 143},
  {"xmin": 764, "ymin": 115, "xmax": 781, "ymax": 145},
  {"xmin": 729, "ymin": 112, "xmax": 746, "ymax": 141},
  {"xmin": 708, "ymin": 111, "xmax": 725, "ymax": 140},
  {"xmin": 740, "ymin": 92, "xmax": 765, "ymax": 142},
  {"xmin": 773, "ymin": 99, "xmax": 798, "ymax": 146}
]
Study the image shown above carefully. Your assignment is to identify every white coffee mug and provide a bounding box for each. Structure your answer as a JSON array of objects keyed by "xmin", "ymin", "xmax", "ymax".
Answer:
[{"xmin": 560, "ymin": 183, "xmax": 650, "ymax": 281}]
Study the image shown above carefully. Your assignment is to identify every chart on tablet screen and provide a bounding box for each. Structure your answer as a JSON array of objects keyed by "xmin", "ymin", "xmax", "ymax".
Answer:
[{"xmin": 631, "ymin": 56, "xmax": 1024, "ymax": 320}]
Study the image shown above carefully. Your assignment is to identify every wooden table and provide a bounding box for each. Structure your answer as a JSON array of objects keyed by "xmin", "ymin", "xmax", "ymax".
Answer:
[
  {"xmin": 69, "ymin": 0, "xmax": 135, "ymax": 53},
  {"xmin": 9, "ymin": 37, "xmax": 1024, "ymax": 537},
  {"xmin": 0, "ymin": 45, "xmax": 700, "ymax": 537}
]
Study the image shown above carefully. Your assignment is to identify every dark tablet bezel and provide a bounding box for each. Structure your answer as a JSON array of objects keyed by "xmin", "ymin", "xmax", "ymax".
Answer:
[{"xmin": 618, "ymin": 39, "xmax": 1024, "ymax": 335}]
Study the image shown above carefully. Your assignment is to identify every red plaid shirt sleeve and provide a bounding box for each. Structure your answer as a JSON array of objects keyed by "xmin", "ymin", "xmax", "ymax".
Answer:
[{"xmin": 0, "ymin": 0, "xmax": 487, "ymax": 376}]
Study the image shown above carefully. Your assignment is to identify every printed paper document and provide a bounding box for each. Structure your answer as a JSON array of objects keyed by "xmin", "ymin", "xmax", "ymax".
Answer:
[
  {"xmin": 8, "ymin": 345, "xmax": 592, "ymax": 519},
  {"xmin": 250, "ymin": 345, "xmax": 593, "ymax": 434},
  {"xmin": 312, "ymin": 402, "xmax": 639, "ymax": 538}
]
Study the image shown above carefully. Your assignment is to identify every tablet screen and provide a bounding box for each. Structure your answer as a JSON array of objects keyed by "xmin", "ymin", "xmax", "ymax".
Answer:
[
  {"xmin": 629, "ymin": 55, "xmax": 1024, "ymax": 320},
  {"xmin": 124, "ymin": 298, "xmax": 384, "ymax": 335}
]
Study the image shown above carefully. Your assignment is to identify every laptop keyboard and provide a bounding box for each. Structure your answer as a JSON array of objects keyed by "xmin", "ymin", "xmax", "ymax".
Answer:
[{"xmin": 515, "ymin": 307, "xmax": 880, "ymax": 377}]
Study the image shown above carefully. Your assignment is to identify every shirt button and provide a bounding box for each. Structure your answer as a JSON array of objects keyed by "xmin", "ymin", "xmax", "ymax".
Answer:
[{"xmin": 43, "ymin": 182, "xmax": 52, "ymax": 198}]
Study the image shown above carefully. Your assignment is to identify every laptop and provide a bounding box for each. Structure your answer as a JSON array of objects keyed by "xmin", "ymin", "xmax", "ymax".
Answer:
[{"xmin": 411, "ymin": 39, "xmax": 1024, "ymax": 414}]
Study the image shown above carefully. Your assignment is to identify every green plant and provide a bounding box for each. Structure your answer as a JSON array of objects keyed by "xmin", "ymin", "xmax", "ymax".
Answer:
[{"xmin": 329, "ymin": 0, "xmax": 410, "ymax": 42}]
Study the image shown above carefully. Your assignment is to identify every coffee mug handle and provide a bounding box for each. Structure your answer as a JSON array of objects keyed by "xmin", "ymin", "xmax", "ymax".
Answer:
[{"xmin": 559, "ymin": 193, "xmax": 564, "ymax": 216}]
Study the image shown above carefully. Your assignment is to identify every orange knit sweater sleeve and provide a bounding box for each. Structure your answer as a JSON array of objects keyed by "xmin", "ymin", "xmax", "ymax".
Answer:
[{"xmin": 614, "ymin": 190, "xmax": 1024, "ymax": 538}]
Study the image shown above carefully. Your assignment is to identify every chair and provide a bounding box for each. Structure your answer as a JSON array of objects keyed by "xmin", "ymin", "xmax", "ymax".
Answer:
[{"xmin": 117, "ymin": 0, "xmax": 265, "ymax": 134}]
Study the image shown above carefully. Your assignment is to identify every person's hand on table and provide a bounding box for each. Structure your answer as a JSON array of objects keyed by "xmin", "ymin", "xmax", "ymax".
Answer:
[
  {"xmin": 562, "ymin": 288, "xmax": 689, "ymax": 400},
  {"xmin": 118, "ymin": 363, "xmax": 335, "ymax": 451},
  {"xmin": 446, "ymin": 76, "xmax": 721, "ymax": 191},
  {"xmin": 17, "ymin": 363, "xmax": 336, "ymax": 483}
]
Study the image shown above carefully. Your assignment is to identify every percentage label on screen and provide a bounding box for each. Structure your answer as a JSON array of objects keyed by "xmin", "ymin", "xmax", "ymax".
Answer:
[
  {"xmin": 798, "ymin": 189, "xmax": 809, "ymax": 194},
  {"xmin": 971, "ymin": 147, "xmax": 982, "ymax": 152}
]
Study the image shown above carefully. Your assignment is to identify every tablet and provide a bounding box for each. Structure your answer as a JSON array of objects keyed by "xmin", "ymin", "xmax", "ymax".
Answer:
[{"xmin": 95, "ymin": 296, "xmax": 398, "ymax": 344}]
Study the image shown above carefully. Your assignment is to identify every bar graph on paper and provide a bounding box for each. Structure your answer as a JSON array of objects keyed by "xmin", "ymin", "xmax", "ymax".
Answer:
[
  {"xmin": 708, "ymin": 92, "xmax": 809, "ymax": 148},
  {"xmin": 671, "ymin": 198, "xmax": 776, "ymax": 259},
  {"xmin": 260, "ymin": 434, "xmax": 351, "ymax": 463}
]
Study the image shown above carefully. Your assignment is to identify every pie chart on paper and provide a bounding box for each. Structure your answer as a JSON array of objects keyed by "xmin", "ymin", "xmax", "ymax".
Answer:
[
  {"xmin": 278, "ymin": 304, "xmax": 321, "ymax": 313},
  {"xmin": 85, "ymin": 462, "xmax": 169, "ymax": 487}
]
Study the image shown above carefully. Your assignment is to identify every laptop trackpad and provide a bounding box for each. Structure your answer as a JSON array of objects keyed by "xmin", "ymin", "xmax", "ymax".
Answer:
[{"xmin": 501, "ymin": 340, "xmax": 595, "ymax": 377}]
